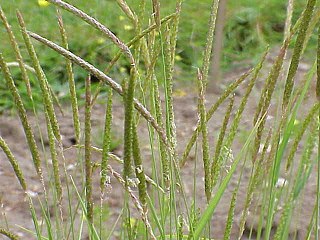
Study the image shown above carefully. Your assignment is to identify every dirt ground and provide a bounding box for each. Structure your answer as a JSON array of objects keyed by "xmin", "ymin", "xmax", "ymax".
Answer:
[{"xmin": 0, "ymin": 51, "xmax": 318, "ymax": 239}]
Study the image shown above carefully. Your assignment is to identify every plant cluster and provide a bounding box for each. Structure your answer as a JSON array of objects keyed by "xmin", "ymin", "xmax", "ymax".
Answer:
[{"xmin": 0, "ymin": 0, "xmax": 319, "ymax": 239}]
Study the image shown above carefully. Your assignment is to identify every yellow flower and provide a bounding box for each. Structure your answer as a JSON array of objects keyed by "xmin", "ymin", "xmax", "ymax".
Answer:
[
  {"xmin": 175, "ymin": 55, "xmax": 182, "ymax": 61},
  {"xmin": 96, "ymin": 37, "xmax": 105, "ymax": 45},
  {"xmin": 119, "ymin": 67, "xmax": 126, "ymax": 73},
  {"xmin": 124, "ymin": 24, "xmax": 133, "ymax": 31},
  {"xmin": 38, "ymin": 0, "xmax": 50, "ymax": 7}
]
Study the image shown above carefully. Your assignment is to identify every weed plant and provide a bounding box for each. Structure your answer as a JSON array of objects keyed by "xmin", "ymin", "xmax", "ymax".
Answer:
[{"xmin": 0, "ymin": 0, "xmax": 319, "ymax": 239}]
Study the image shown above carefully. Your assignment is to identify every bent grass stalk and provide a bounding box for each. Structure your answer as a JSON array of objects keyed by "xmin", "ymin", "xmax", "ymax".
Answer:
[
  {"xmin": 91, "ymin": 13, "xmax": 176, "ymax": 104},
  {"xmin": 46, "ymin": 0, "xmax": 135, "ymax": 65},
  {"xmin": 27, "ymin": 30, "xmax": 169, "ymax": 149}
]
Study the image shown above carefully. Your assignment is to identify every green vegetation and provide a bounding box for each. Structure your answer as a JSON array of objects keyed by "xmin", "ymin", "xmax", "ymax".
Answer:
[
  {"xmin": 0, "ymin": 0, "xmax": 319, "ymax": 239},
  {"xmin": 0, "ymin": 0, "xmax": 311, "ymax": 111}
]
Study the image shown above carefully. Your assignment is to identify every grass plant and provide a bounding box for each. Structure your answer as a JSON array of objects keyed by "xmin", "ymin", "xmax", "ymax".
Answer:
[{"xmin": 0, "ymin": 0, "xmax": 319, "ymax": 239}]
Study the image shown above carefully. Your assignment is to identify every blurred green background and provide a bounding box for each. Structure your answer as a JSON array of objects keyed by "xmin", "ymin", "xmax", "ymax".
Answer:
[{"xmin": 0, "ymin": 0, "xmax": 312, "ymax": 110}]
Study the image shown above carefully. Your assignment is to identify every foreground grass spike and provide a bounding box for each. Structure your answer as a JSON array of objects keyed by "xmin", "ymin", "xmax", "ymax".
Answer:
[
  {"xmin": 0, "ymin": 136, "xmax": 27, "ymax": 191},
  {"xmin": 225, "ymin": 47, "xmax": 268, "ymax": 149},
  {"xmin": 16, "ymin": 11, "xmax": 61, "ymax": 143},
  {"xmin": 46, "ymin": 0, "xmax": 135, "ymax": 65},
  {"xmin": 57, "ymin": 9, "xmax": 81, "ymax": 143},
  {"xmin": 252, "ymin": 39, "xmax": 290, "ymax": 162},
  {"xmin": 163, "ymin": 24, "xmax": 177, "ymax": 150},
  {"xmin": 45, "ymin": 110, "xmax": 63, "ymax": 203},
  {"xmin": 201, "ymin": 0, "xmax": 220, "ymax": 89},
  {"xmin": 197, "ymin": 68, "xmax": 211, "ymax": 201},
  {"xmin": 162, "ymin": 25, "xmax": 177, "ymax": 189},
  {"xmin": 286, "ymin": 103, "xmax": 320, "ymax": 170},
  {"xmin": 151, "ymin": 61, "xmax": 170, "ymax": 189},
  {"xmin": 211, "ymin": 95, "xmax": 234, "ymax": 188},
  {"xmin": 101, "ymin": 87, "xmax": 113, "ymax": 192},
  {"xmin": 238, "ymin": 129, "xmax": 272, "ymax": 239},
  {"xmin": 85, "ymin": 75, "xmax": 93, "ymax": 223},
  {"xmin": 132, "ymin": 120, "xmax": 148, "ymax": 209},
  {"xmin": 0, "ymin": 7, "xmax": 32, "ymax": 98},
  {"xmin": 123, "ymin": 67, "xmax": 137, "ymax": 183},
  {"xmin": 0, "ymin": 54, "xmax": 42, "ymax": 177},
  {"xmin": 27, "ymin": 30, "xmax": 170, "ymax": 150},
  {"xmin": 0, "ymin": 228, "xmax": 19, "ymax": 240},
  {"xmin": 223, "ymin": 188, "xmax": 237, "ymax": 240},
  {"xmin": 180, "ymin": 68, "xmax": 252, "ymax": 167},
  {"xmin": 282, "ymin": 0, "xmax": 316, "ymax": 110},
  {"xmin": 253, "ymin": 39, "xmax": 290, "ymax": 125}
]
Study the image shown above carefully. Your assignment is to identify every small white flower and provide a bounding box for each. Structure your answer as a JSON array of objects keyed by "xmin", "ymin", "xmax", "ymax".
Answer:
[
  {"xmin": 26, "ymin": 190, "xmax": 38, "ymax": 198},
  {"xmin": 275, "ymin": 177, "xmax": 287, "ymax": 188},
  {"xmin": 67, "ymin": 164, "xmax": 76, "ymax": 171}
]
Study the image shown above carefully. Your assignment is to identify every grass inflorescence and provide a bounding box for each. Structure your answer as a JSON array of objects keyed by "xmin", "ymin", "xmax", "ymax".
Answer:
[{"xmin": 0, "ymin": 0, "xmax": 319, "ymax": 239}]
